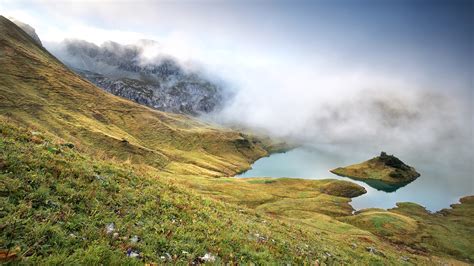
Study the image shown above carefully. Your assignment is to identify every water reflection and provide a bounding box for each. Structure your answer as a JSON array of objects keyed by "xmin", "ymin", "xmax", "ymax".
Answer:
[
  {"xmin": 237, "ymin": 146, "xmax": 473, "ymax": 211},
  {"xmin": 331, "ymin": 175, "xmax": 412, "ymax": 192}
]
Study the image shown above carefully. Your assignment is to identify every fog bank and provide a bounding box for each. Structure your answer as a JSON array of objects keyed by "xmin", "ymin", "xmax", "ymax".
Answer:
[{"xmin": 206, "ymin": 61, "xmax": 472, "ymax": 164}]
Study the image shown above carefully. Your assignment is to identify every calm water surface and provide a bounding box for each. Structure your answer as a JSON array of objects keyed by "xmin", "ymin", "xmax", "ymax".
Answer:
[{"xmin": 238, "ymin": 147, "xmax": 473, "ymax": 211}]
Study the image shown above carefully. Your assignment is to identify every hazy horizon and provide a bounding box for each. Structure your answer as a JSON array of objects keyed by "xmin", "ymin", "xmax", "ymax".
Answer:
[
  {"xmin": 2, "ymin": 0, "xmax": 473, "ymax": 160},
  {"xmin": 1, "ymin": 2, "xmax": 474, "ymax": 263}
]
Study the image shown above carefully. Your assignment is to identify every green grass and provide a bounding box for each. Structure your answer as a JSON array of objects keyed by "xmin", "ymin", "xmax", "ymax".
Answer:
[
  {"xmin": 331, "ymin": 156, "xmax": 419, "ymax": 185},
  {"xmin": 339, "ymin": 210, "xmax": 419, "ymax": 241},
  {"xmin": 246, "ymin": 179, "xmax": 276, "ymax": 184},
  {"xmin": 1, "ymin": 16, "xmax": 473, "ymax": 265},
  {"xmin": 0, "ymin": 117, "xmax": 421, "ymax": 265},
  {"xmin": 339, "ymin": 200, "xmax": 474, "ymax": 262},
  {"xmin": 391, "ymin": 200, "xmax": 474, "ymax": 261}
]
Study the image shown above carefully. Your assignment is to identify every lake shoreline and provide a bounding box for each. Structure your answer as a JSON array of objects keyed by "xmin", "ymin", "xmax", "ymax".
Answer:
[{"xmin": 236, "ymin": 146, "xmax": 473, "ymax": 212}]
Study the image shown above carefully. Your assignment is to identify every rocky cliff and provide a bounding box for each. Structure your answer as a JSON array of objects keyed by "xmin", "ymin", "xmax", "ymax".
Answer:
[
  {"xmin": 9, "ymin": 18, "xmax": 42, "ymax": 46},
  {"xmin": 48, "ymin": 39, "xmax": 228, "ymax": 115}
]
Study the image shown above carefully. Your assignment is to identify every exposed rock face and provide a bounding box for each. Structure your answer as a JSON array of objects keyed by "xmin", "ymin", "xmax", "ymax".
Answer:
[
  {"xmin": 49, "ymin": 39, "xmax": 228, "ymax": 115},
  {"xmin": 330, "ymin": 152, "xmax": 420, "ymax": 188},
  {"xmin": 379, "ymin": 152, "xmax": 405, "ymax": 167},
  {"xmin": 378, "ymin": 152, "xmax": 416, "ymax": 179},
  {"xmin": 9, "ymin": 18, "xmax": 42, "ymax": 46}
]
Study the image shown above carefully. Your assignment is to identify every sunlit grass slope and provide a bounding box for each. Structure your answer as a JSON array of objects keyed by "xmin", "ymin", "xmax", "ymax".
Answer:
[
  {"xmin": 1, "ymin": 16, "xmax": 473, "ymax": 264},
  {"xmin": 331, "ymin": 152, "xmax": 420, "ymax": 184},
  {"xmin": 0, "ymin": 118, "xmax": 422, "ymax": 264},
  {"xmin": 0, "ymin": 15, "xmax": 268, "ymax": 177},
  {"xmin": 339, "ymin": 199, "xmax": 474, "ymax": 262},
  {"xmin": 168, "ymin": 173, "xmax": 474, "ymax": 264}
]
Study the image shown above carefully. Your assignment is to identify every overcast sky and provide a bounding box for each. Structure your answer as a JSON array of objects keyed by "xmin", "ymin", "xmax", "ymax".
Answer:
[
  {"xmin": 2, "ymin": 0, "xmax": 472, "ymax": 91},
  {"xmin": 1, "ymin": 0, "xmax": 473, "ymax": 152}
]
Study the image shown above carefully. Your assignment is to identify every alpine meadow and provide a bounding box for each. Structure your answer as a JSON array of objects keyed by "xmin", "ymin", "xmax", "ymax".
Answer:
[{"xmin": 1, "ymin": 1, "xmax": 473, "ymax": 265}]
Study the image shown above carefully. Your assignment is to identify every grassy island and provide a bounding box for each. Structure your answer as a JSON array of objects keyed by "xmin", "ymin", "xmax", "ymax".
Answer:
[{"xmin": 331, "ymin": 152, "xmax": 420, "ymax": 185}]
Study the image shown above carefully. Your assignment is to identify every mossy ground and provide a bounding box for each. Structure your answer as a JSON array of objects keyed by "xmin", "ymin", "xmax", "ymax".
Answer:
[
  {"xmin": 330, "ymin": 154, "xmax": 419, "ymax": 186},
  {"xmin": 339, "ymin": 200, "xmax": 474, "ymax": 263},
  {"xmin": 1, "ymin": 16, "xmax": 473, "ymax": 264},
  {"xmin": 0, "ymin": 118, "xmax": 419, "ymax": 264}
]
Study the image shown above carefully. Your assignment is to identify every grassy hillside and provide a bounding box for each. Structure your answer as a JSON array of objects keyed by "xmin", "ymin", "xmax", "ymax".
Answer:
[
  {"xmin": 0, "ymin": 15, "xmax": 269, "ymax": 177},
  {"xmin": 0, "ymin": 118, "xmax": 392, "ymax": 264},
  {"xmin": 339, "ymin": 198, "xmax": 474, "ymax": 262},
  {"xmin": 1, "ymin": 114, "xmax": 469, "ymax": 265},
  {"xmin": 331, "ymin": 152, "xmax": 420, "ymax": 186},
  {"xmin": 1, "ymin": 16, "xmax": 473, "ymax": 264}
]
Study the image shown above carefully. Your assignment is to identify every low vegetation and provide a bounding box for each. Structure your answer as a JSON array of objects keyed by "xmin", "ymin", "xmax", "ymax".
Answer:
[
  {"xmin": 0, "ymin": 118, "xmax": 418, "ymax": 264},
  {"xmin": 1, "ymin": 16, "xmax": 473, "ymax": 264},
  {"xmin": 330, "ymin": 152, "xmax": 420, "ymax": 186}
]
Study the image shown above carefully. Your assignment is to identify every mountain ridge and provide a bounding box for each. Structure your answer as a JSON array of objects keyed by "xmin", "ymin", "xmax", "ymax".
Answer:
[
  {"xmin": 0, "ymin": 15, "xmax": 267, "ymax": 177},
  {"xmin": 1, "ymin": 16, "xmax": 473, "ymax": 264},
  {"xmin": 48, "ymin": 38, "xmax": 228, "ymax": 115},
  {"xmin": 9, "ymin": 17, "xmax": 42, "ymax": 46}
]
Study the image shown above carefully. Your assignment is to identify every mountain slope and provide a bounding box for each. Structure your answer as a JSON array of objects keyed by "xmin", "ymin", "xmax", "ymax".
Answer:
[
  {"xmin": 0, "ymin": 16, "xmax": 266, "ymax": 177},
  {"xmin": 48, "ymin": 39, "xmax": 227, "ymax": 115},
  {"xmin": 0, "ymin": 16, "xmax": 472, "ymax": 264},
  {"xmin": 0, "ymin": 17, "xmax": 399, "ymax": 264},
  {"xmin": 9, "ymin": 18, "xmax": 42, "ymax": 46},
  {"xmin": 0, "ymin": 118, "xmax": 363, "ymax": 264}
]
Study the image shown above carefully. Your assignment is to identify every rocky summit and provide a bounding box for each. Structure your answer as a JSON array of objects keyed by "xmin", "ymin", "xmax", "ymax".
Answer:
[
  {"xmin": 1, "ymin": 15, "xmax": 473, "ymax": 265},
  {"xmin": 377, "ymin": 152, "xmax": 420, "ymax": 179},
  {"xmin": 48, "ymin": 39, "xmax": 228, "ymax": 115},
  {"xmin": 10, "ymin": 18, "xmax": 42, "ymax": 46}
]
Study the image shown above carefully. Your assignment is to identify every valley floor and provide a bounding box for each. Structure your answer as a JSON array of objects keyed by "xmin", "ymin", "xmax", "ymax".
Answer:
[
  {"xmin": 1, "ymin": 118, "xmax": 473, "ymax": 265},
  {"xmin": 1, "ymin": 16, "xmax": 473, "ymax": 264}
]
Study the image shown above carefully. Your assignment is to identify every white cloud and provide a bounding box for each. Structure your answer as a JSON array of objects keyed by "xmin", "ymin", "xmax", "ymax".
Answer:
[
  {"xmin": 2, "ymin": 0, "xmax": 472, "ymax": 161},
  {"xmin": 43, "ymin": 24, "xmax": 150, "ymax": 44}
]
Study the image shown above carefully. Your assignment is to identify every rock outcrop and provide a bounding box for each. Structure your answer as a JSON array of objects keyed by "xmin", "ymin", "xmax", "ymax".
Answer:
[
  {"xmin": 48, "ymin": 39, "xmax": 228, "ymax": 115},
  {"xmin": 9, "ymin": 18, "xmax": 42, "ymax": 46},
  {"xmin": 330, "ymin": 152, "xmax": 420, "ymax": 186}
]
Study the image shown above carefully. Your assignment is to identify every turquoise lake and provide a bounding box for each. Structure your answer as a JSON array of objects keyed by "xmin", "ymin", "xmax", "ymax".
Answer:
[{"xmin": 238, "ymin": 147, "xmax": 473, "ymax": 211}]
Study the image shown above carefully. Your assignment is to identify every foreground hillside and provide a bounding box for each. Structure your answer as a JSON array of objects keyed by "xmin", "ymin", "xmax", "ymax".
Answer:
[
  {"xmin": 0, "ymin": 16, "xmax": 268, "ymax": 178},
  {"xmin": 1, "ymin": 16, "xmax": 473, "ymax": 264},
  {"xmin": 2, "ymin": 118, "xmax": 473, "ymax": 264},
  {"xmin": 0, "ymin": 118, "xmax": 382, "ymax": 264}
]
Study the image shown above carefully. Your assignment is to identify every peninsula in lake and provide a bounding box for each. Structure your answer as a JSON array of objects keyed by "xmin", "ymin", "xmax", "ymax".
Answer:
[
  {"xmin": 331, "ymin": 152, "xmax": 420, "ymax": 192},
  {"xmin": 1, "ymin": 0, "xmax": 473, "ymax": 263}
]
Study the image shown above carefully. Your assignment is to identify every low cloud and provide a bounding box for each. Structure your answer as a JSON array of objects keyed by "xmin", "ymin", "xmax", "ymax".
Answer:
[
  {"xmin": 7, "ymin": 2, "xmax": 468, "ymax": 162},
  {"xmin": 207, "ymin": 62, "xmax": 472, "ymax": 162},
  {"xmin": 41, "ymin": 32, "xmax": 473, "ymax": 164}
]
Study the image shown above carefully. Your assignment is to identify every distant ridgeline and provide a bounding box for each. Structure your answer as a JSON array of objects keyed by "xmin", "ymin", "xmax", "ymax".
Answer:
[
  {"xmin": 13, "ymin": 19, "xmax": 228, "ymax": 115},
  {"xmin": 52, "ymin": 40, "xmax": 227, "ymax": 115},
  {"xmin": 2, "ymin": 16, "xmax": 474, "ymax": 265},
  {"xmin": 9, "ymin": 18, "xmax": 42, "ymax": 46}
]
